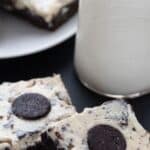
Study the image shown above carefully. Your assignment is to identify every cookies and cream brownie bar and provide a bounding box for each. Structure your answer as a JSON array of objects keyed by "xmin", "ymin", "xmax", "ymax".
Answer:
[
  {"xmin": 0, "ymin": 0, "xmax": 78, "ymax": 30},
  {"xmin": 48, "ymin": 100, "xmax": 150, "ymax": 150},
  {"xmin": 0, "ymin": 75, "xmax": 76, "ymax": 149}
]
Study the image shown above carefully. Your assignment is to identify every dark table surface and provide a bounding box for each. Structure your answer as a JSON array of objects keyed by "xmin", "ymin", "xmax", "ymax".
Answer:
[{"xmin": 0, "ymin": 36, "xmax": 150, "ymax": 131}]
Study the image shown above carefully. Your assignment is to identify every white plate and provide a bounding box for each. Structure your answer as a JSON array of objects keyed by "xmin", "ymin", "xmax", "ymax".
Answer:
[{"xmin": 0, "ymin": 11, "xmax": 77, "ymax": 59}]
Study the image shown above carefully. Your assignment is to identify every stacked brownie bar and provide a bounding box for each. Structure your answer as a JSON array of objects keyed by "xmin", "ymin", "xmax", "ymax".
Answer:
[{"xmin": 0, "ymin": 0, "xmax": 78, "ymax": 30}]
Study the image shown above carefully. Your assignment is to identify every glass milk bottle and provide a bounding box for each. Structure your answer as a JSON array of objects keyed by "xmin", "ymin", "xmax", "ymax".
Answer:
[{"xmin": 75, "ymin": 0, "xmax": 150, "ymax": 98}]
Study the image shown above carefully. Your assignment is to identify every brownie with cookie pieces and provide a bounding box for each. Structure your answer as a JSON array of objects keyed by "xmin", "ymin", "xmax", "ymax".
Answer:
[
  {"xmin": 0, "ymin": 75, "xmax": 76, "ymax": 149},
  {"xmin": 0, "ymin": 0, "xmax": 78, "ymax": 30},
  {"xmin": 48, "ymin": 100, "xmax": 150, "ymax": 150}
]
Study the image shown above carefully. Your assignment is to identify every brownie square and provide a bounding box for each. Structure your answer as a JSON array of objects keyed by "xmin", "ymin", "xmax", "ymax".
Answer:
[
  {"xmin": 0, "ymin": 0, "xmax": 78, "ymax": 30},
  {"xmin": 0, "ymin": 75, "xmax": 76, "ymax": 149}
]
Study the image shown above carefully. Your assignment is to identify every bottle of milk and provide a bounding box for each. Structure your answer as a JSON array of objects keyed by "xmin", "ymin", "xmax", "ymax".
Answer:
[{"xmin": 75, "ymin": 0, "xmax": 150, "ymax": 98}]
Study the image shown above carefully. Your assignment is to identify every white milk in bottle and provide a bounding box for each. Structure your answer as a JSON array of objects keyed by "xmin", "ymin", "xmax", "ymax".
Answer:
[{"xmin": 75, "ymin": 0, "xmax": 150, "ymax": 98}]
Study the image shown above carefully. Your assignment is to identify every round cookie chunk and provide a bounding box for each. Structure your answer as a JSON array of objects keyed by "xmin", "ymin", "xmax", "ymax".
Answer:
[
  {"xmin": 12, "ymin": 93, "xmax": 51, "ymax": 120},
  {"xmin": 88, "ymin": 125, "xmax": 126, "ymax": 150}
]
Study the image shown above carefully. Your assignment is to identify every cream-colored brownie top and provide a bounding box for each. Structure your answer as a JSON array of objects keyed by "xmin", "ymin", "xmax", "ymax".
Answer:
[
  {"xmin": 48, "ymin": 100, "xmax": 150, "ymax": 150},
  {"xmin": 0, "ymin": 74, "xmax": 71, "ymax": 104},
  {"xmin": 0, "ymin": 75, "xmax": 76, "ymax": 149},
  {"xmin": 5, "ymin": 0, "xmax": 76, "ymax": 22}
]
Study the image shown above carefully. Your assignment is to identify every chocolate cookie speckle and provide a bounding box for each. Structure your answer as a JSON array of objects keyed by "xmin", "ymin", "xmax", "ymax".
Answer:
[
  {"xmin": 12, "ymin": 93, "xmax": 51, "ymax": 120},
  {"xmin": 88, "ymin": 125, "xmax": 126, "ymax": 150}
]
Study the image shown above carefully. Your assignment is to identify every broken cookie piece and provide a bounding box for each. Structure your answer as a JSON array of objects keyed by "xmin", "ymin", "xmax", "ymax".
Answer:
[
  {"xmin": 48, "ymin": 100, "xmax": 150, "ymax": 150},
  {"xmin": 0, "ymin": 75, "xmax": 76, "ymax": 149}
]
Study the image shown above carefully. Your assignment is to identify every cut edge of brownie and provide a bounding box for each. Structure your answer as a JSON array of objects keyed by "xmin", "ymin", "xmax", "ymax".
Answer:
[{"xmin": 0, "ymin": 0, "xmax": 78, "ymax": 31}]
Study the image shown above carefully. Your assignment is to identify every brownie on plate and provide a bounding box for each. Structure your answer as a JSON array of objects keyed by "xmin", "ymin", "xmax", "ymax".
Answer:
[
  {"xmin": 48, "ymin": 100, "xmax": 150, "ymax": 150},
  {"xmin": 0, "ymin": 0, "xmax": 78, "ymax": 30},
  {"xmin": 0, "ymin": 75, "xmax": 76, "ymax": 149}
]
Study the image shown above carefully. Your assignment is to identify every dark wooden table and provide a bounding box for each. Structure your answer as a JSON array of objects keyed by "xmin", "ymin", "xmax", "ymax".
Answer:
[{"xmin": 0, "ymin": 36, "xmax": 150, "ymax": 131}]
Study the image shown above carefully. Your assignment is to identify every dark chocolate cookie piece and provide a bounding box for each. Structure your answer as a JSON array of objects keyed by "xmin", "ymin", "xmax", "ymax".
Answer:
[
  {"xmin": 27, "ymin": 133, "xmax": 57, "ymax": 150},
  {"xmin": 88, "ymin": 125, "xmax": 126, "ymax": 150},
  {"xmin": 12, "ymin": 93, "xmax": 51, "ymax": 120}
]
